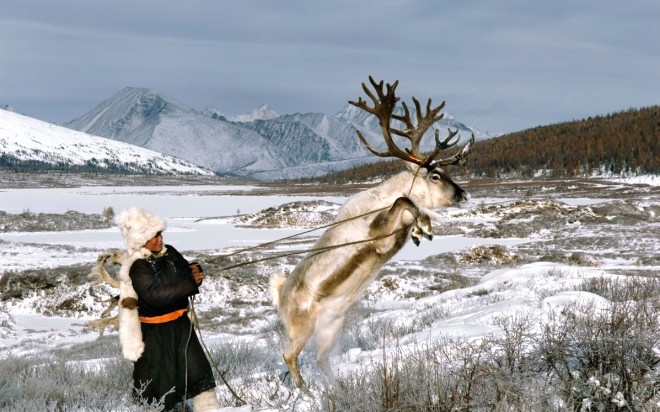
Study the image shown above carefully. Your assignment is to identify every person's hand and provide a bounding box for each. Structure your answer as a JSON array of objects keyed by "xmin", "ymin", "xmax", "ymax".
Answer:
[{"xmin": 190, "ymin": 263, "xmax": 204, "ymax": 286}]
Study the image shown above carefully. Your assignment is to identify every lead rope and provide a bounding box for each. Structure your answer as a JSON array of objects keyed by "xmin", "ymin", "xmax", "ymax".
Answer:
[
  {"xmin": 188, "ymin": 295, "xmax": 247, "ymax": 406},
  {"xmin": 182, "ymin": 305, "xmax": 194, "ymax": 411},
  {"xmin": 181, "ymin": 295, "xmax": 246, "ymax": 410},
  {"xmin": 211, "ymin": 224, "xmax": 411, "ymax": 271},
  {"xmin": 216, "ymin": 204, "xmax": 390, "ymax": 261}
]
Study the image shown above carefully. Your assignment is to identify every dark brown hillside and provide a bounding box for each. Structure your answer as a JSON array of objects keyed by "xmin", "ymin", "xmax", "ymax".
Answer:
[
  {"xmin": 290, "ymin": 159, "xmax": 406, "ymax": 185},
  {"xmin": 465, "ymin": 106, "xmax": 659, "ymax": 177},
  {"xmin": 303, "ymin": 106, "xmax": 659, "ymax": 184}
]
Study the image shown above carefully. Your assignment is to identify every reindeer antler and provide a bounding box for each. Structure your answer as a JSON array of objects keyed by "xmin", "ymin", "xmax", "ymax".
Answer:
[
  {"xmin": 88, "ymin": 251, "xmax": 123, "ymax": 288},
  {"xmin": 348, "ymin": 75, "xmax": 472, "ymax": 169},
  {"xmin": 86, "ymin": 251, "xmax": 123, "ymax": 337},
  {"xmin": 348, "ymin": 76, "xmax": 412, "ymax": 161}
]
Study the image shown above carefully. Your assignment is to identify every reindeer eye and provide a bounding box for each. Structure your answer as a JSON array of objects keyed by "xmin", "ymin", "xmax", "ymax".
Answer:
[{"xmin": 430, "ymin": 172, "xmax": 443, "ymax": 182}]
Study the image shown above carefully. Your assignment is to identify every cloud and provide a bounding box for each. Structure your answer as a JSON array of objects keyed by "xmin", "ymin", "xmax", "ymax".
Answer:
[{"xmin": 1, "ymin": 0, "xmax": 658, "ymax": 133}]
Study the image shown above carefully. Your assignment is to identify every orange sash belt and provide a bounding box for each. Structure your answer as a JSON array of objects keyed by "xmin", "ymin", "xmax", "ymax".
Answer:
[{"xmin": 139, "ymin": 308, "xmax": 188, "ymax": 324}]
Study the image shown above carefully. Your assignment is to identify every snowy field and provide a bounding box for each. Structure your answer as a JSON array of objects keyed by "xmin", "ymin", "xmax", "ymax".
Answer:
[{"xmin": 0, "ymin": 175, "xmax": 658, "ymax": 411}]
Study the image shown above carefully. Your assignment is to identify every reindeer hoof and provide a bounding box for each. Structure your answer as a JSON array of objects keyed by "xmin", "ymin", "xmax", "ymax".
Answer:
[{"xmin": 279, "ymin": 370, "xmax": 294, "ymax": 387}]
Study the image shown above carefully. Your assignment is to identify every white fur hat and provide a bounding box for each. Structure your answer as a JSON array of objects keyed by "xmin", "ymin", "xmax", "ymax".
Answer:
[{"xmin": 115, "ymin": 207, "xmax": 166, "ymax": 253}]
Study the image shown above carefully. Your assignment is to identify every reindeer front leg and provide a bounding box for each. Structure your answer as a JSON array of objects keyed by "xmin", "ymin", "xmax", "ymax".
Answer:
[
  {"xmin": 369, "ymin": 197, "xmax": 433, "ymax": 255},
  {"xmin": 411, "ymin": 213, "xmax": 433, "ymax": 246}
]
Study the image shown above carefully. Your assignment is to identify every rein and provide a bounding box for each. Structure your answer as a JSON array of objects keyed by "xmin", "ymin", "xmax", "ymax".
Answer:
[
  {"xmin": 208, "ymin": 204, "xmax": 391, "ymax": 271},
  {"xmin": 209, "ymin": 169, "xmax": 426, "ymax": 272},
  {"xmin": 213, "ymin": 225, "xmax": 410, "ymax": 272}
]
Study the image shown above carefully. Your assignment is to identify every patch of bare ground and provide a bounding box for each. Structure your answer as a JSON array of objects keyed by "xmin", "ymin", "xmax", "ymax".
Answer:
[
  {"xmin": 0, "ymin": 210, "xmax": 113, "ymax": 232},
  {"xmin": 0, "ymin": 170, "xmax": 251, "ymax": 189}
]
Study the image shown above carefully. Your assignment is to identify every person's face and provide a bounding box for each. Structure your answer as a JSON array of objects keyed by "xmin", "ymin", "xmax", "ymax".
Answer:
[{"xmin": 144, "ymin": 231, "xmax": 163, "ymax": 253}]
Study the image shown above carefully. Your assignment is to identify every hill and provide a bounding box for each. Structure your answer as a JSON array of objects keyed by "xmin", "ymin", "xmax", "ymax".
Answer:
[
  {"xmin": 466, "ymin": 106, "xmax": 659, "ymax": 177},
  {"xmin": 0, "ymin": 109, "xmax": 214, "ymax": 175},
  {"xmin": 309, "ymin": 106, "xmax": 659, "ymax": 183}
]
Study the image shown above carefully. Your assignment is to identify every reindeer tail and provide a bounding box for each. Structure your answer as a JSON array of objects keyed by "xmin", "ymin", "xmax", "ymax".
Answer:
[{"xmin": 269, "ymin": 272, "xmax": 286, "ymax": 308}]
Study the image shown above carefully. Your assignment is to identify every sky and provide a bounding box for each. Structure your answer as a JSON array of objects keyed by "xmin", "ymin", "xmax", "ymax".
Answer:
[{"xmin": 1, "ymin": 0, "xmax": 659, "ymax": 134}]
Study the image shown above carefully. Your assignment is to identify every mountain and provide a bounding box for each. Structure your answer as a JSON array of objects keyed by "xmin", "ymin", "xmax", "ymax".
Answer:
[
  {"xmin": 63, "ymin": 88, "xmax": 291, "ymax": 177},
  {"xmin": 0, "ymin": 108, "xmax": 213, "ymax": 175},
  {"xmin": 201, "ymin": 104, "xmax": 279, "ymax": 123},
  {"xmin": 63, "ymin": 87, "xmax": 496, "ymax": 180}
]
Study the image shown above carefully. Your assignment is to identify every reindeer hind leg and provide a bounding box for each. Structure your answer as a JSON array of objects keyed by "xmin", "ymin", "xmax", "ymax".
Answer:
[
  {"xmin": 314, "ymin": 311, "xmax": 346, "ymax": 378},
  {"xmin": 281, "ymin": 308, "xmax": 316, "ymax": 388}
]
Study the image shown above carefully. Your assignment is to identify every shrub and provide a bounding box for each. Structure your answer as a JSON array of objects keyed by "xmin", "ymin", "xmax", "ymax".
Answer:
[
  {"xmin": 316, "ymin": 277, "xmax": 660, "ymax": 411},
  {"xmin": 537, "ymin": 279, "xmax": 660, "ymax": 410}
]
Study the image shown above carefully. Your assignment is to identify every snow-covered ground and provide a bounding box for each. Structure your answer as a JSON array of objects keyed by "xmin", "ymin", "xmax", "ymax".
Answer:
[{"xmin": 0, "ymin": 176, "xmax": 658, "ymax": 411}]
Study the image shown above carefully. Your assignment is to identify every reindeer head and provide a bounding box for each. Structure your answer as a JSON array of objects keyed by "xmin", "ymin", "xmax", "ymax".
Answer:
[{"xmin": 348, "ymin": 76, "xmax": 473, "ymax": 208}]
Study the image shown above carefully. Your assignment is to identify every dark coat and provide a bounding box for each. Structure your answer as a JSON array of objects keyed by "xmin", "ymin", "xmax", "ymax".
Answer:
[{"xmin": 129, "ymin": 245, "xmax": 215, "ymax": 411}]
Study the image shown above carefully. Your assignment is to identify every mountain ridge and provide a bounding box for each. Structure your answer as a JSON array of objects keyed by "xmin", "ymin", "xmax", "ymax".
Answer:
[{"xmin": 62, "ymin": 87, "xmax": 491, "ymax": 180}]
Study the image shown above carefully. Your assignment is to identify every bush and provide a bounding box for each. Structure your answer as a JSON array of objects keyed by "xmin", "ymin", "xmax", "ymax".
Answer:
[
  {"xmin": 316, "ymin": 277, "xmax": 660, "ymax": 411},
  {"xmin": 538, "ymin": 280, "xmax": 660, "ymax": 410}
]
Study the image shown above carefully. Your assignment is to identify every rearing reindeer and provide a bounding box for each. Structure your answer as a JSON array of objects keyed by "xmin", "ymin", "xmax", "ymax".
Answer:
[{"xmin": 271, "ymin": 76, "xmax": 473, "ymax": 388}]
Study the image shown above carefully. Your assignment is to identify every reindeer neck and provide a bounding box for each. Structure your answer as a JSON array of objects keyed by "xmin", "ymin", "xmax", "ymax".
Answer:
[
  {"xmin": 343, "ymin": 170, "xmax": 426, "ymax": 218},
  {"xmin": 378, "ymin": 170, "xmax": 422, "ymax": 200}
]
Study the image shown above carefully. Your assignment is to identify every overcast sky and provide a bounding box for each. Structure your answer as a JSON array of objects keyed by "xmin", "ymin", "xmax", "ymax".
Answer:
[{"xmin": 1, "ymin": 0, "xmax": 658, "ymax": 134}]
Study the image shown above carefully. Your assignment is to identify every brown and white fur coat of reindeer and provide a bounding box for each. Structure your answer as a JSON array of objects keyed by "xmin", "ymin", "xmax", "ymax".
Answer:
[{"xmin": 270, "ymin": 76, "xmax": 474, "ymax": 388}]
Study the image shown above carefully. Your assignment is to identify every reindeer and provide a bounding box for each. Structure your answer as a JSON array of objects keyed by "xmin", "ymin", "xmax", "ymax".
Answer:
[{"xmin": 270, "ymin": 76, "xmax": 474, "ymax": 388}]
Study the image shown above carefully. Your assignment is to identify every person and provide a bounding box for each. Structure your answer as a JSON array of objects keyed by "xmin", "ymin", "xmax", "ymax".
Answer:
[{"xmin": 115, "ymin": 207, "xmax": 220, "ymax": 411}]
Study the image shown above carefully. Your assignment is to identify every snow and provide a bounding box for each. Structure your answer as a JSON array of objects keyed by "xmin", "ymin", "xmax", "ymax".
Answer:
[
  {"xmin": 612, "ymin": 174, "xmax": 660, "ymax": 186},
  {"xmin": 228, "ymin": 104, "xmax": 279, "ymax": 123},
  {"xmin": 0, "ymin": 177, "xmax": 657, "ymax": 411}
]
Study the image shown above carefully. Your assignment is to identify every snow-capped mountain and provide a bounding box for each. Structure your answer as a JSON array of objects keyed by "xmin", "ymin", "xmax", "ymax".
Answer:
[
  {"xmin": 0, "ymin": 108, "xmax": 213, "ymax": 175},
  {"xmin": 62, "ymin": 87, "xmax": 496, "ymax": 180},
  {"xmin": 64, "ymin": 88, "xmax": 292, "ymax": 177}
]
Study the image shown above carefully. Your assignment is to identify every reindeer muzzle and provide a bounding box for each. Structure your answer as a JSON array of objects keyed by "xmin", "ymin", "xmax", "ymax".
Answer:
[{"xmin": 453, "ymin": 187, "xmax": 468, "ymax": 204}]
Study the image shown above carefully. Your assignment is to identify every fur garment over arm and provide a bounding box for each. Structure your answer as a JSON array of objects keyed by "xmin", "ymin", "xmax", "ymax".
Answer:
[{"xmin": 115, "ymin": 207, "xmax": 167, "ymax": 361}]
